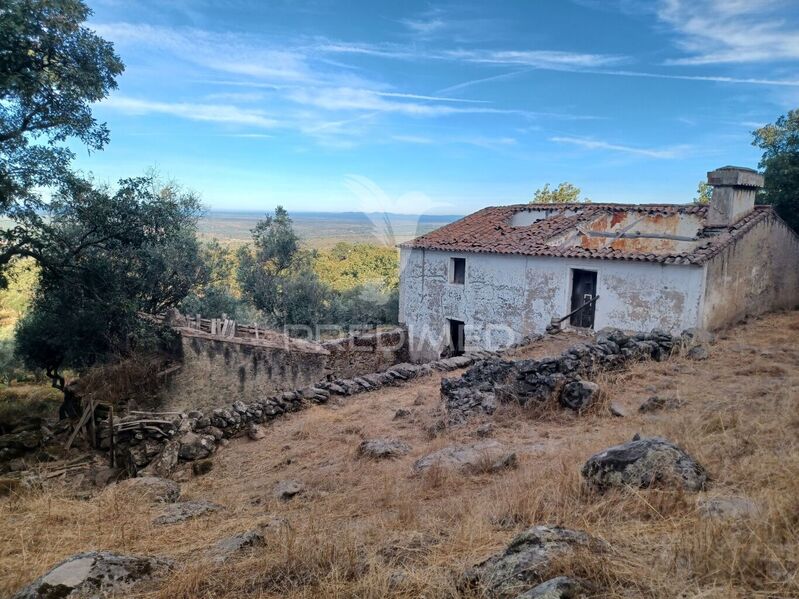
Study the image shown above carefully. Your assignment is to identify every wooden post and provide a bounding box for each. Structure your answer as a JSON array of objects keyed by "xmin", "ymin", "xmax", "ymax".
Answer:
[
  {"xmin": 229, "ymin": 321, "xmax": 236, "ymax": 337},
  {"xmin": 195, "ymin": 313, "xmax": 201, "ymax": 330},
  {"xmin": 211, "ymin": 319, "xmax": 217, "ymax": 335},
  {"xmin": 253, "ymin": 323, "xmax": 259, "ymax": 340}
]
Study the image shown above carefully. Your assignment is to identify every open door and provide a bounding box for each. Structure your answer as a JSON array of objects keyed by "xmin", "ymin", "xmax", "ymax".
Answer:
[
  {"xmin": 448, "ymin": 318, "xmax": 465, "ymax": 356},
  {"xmin": 569, "ymin": 270, "xmax": 597, "ymax": 328}
]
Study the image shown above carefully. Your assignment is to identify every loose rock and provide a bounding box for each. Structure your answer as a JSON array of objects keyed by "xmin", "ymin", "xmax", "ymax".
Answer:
[
  {"xmin": 559, "ymin": 379, "xmax": 600, "ymax": 411},
  {"xmin": 687, "ymin": 345, "xmax": 709, "ymax": 360},
  {"xmin": 464, "ymin": 525, "xmax": 597, "ymax": 598},
  {"xmin": 247, "ymin": 423, "xmax": 266, "ymax": 441},
  {"xmin": 178, "ymin": 432, "xmax": 216, "ymax": 461},
  {"xmin": 697, "ymin": 495, "xmax": 759, "ymax": 519},
  {"xmin": 274, "ymin": 479, "xmax": 304, "ymax": 501},
  {"xmin": 153, "ymin": 500, "xmax": 222, "ymax": 525},
  {"xmin": 192, "ymin": 460, "xmax": 214, "ymax": 476},
  {"xmin": 638, "ymin": 395, "xmax": 684, "ymax": 413},
  {"xmin": 393, "ymin": 408, "xmax": 411, "ymax": 420},
  {"xmin": 12, "ymin": 551, "xmax": 172, "ymax": 599},
  {"xmin": 212, "ymin": 530, "xmax": 265, "ymax": 564},
  {"xmin": 414, "ymin": 441, "xmax": 517, "ymax": 475},
  {"xmin": 581, "ymin": 436, "xmax": 707, "ymax": 491},
  {"xmin": 358, "ymin": 438, "xmax": 411, "ymax": 459},
  {"xmin": 515, "ymin": 576, "xmax": 590, "ymax": 598}
]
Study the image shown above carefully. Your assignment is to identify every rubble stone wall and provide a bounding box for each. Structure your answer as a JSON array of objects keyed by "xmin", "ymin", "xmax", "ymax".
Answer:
[
  {"xmin": 321, "ymin": 328, "xmax": 409, "ymax": 379},
  {"xmin": 160, "ymin": 331, "xmax": 329, "ymax": 413}
]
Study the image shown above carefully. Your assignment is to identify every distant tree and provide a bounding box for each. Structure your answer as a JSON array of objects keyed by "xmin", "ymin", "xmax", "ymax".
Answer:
[
  {"xmin": 693, "ymin": 181, "xmax": 713, "ymax": 205},
  {"xmin": 237, "ymin": 207, "xmax": 329, "ymax": 330},
  {"xmin": 15, "ymin": 176, "xmax": 206, "ymax": 414},
  {"xmin": 0, "ymin": 0, "xmax": 124, "ymax": 283},
  {"xmin": 752, "ymin": 110, "xmax": 799, "ymax": 232},
  {"xmin": 530, "ymin": 182, "xmax": 589, "ymax": 204}
]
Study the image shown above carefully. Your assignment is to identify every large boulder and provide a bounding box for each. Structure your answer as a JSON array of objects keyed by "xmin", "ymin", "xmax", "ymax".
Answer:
[
  {"xmin": 112, "ymin": 476, "xmax": 180, "ymax": 503},
  {"xmin": 464, "ymin": 526, "xmax": 597, "ymax": 598},
  {"xmin": 358, "ymin": 438, "xmax": 411, "ymax": 459},
  {"xmin": 12, "ymin": 551, "xmax": 171, "ymax": 599},
  {"xmin": 413, "ymin": 441, "xmax": 517, "ymax": 475},
  {"xmin": 581, "ymin": 436, "xmax": 707, "ymax": 492}
]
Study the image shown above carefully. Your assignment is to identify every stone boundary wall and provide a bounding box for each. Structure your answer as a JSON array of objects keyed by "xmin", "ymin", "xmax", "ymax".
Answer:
[
  {"xmin": 442, "ymin": 327, "xmax": 686, "ymax": 423},
  {"xmin": 159, "ymin": 329, "xmax": 329, "ymax": 413},
  {"xmin": 320, "ymin": 327, "xmax": 409, "ymax": 380},
  {"xmin": 110, "ymin": 346, "xmax": 506, "ymax": 477}
]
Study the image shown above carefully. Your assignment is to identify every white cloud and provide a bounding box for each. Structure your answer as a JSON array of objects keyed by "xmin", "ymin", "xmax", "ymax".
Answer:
[
  {"xmin": 445, "ymin": 49, "xmax": 626, "ymax": 68},
  {"xmin": 657, "ymin": 0, "xmax": 799, "ymax": 64},
  {"xmin": 102, "ymin": 96, "xmax": 280, "ymax": 128},
  {"xmin": 550, "ymin": 135, "xmax": 688, "ymax": 159}
]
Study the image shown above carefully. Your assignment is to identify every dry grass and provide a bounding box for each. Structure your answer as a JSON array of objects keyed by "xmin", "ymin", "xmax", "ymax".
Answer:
[{"xmin": 2, "ymin": 312, "xmax": 798, "ymax": 597}]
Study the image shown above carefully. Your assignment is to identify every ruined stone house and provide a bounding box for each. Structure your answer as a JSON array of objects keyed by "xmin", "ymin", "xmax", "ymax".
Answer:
[{"xmin": 399, "ymin": 166, "xmax": 799, "ymax": 361}]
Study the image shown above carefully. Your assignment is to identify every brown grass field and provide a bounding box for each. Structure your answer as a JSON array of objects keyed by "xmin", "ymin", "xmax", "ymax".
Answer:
[{"xmin": 2, "ymin": 311, "xmax": 798, "ymax": 598}]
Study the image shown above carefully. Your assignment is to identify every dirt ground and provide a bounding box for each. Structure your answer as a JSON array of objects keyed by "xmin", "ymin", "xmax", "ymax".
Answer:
[{"xmin": 2, "ymin": 311, "xmax": 798, "ymax": 598}]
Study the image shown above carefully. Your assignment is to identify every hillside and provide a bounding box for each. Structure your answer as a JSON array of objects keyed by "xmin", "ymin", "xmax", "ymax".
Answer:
[{"xmin": 2, "ymin": 311, "xmax": 798, "ymax": 598}]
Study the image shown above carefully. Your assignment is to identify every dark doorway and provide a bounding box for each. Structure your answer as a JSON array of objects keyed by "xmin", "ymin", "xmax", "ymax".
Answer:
[
  {"xmin": 448, "ymin": 318, "xmax": 465, "ymax": 356},
  {"xmin": 569, "ymin": 269, "xmax": 597, "ymax": 329}
]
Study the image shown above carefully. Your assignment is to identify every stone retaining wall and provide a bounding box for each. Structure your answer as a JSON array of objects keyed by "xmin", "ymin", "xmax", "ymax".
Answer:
[{"xmin": 321, "ymin": 327, "xmax": 409, "ymax": 380}]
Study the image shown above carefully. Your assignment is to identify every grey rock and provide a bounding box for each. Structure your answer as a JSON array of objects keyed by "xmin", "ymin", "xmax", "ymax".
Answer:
[
  {"xmin": 581, "ymin": 436, "xmax": 707, "ymax": 492},
  {"xmin": 247, "ymin": 423, "xmax": 266, "ymax": 440},
  {"xmin": 609, "ymin": 403, "xmax": 626, "ymax": 418},
  {"xmin": 12, "ymin": 551, "xmax": 172, "ymax": 599},
  {"xmin": 515, "ymin": 576, "xmax": 590, "ymax": 598},
  {"xmin": 687, "ymin": 345, "xmax": 709, "ymax": 360},
  {"xmin": 178, "ymin": 432, "xmax": 216, "ymax": 461},
  {"xmin": 358, "ymin": 438, "xmax": 411, "ymax": 459},
  {"xmin": 140, "ymin": 440, "xmax": 180, "ymax": 478},
  {"xmin": 475, "ymin": 422, "xmax": 494, "ymax": 437},
  {"xmin": 212, "ymin": 529, "xmax": 265, "ymax": 564},
  {"xmin": 153, "ymin": 500, "xmax": 222, "ymax": 525},
  {"xmin": 112, "ymin": 476, "xmax": 180, "ymax": 503},
  {"xmin": 697, "ymin": 495, "xmax": 759, "ymax": 519},
  {"xmin": 192, "ymin": 460, "xmax": 213, "ymax": 476},
  {"xmin": 638, "ymin": 395, "xmax": 684, "ymax": 413},
  {"xmin": 464, "ymin": 526, "xmax": 596, "ymax": 598},
  {"xmin": 559, "ymin": 379, "xmax": 600, "ymax": 411},
  {"xmin": 393, "ymin": 408, "xmax": 411, "ymax": 420},
  {"xmin": 413, "ymin": 441, "xmax": 517, "ymax": 474},
  {"xmin": 274, "ymin": 479, "xmax": 304, "ymax": 501}
]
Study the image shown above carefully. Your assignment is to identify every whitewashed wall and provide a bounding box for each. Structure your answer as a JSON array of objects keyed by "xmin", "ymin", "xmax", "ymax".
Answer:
[{"xmin": 399, "ymin": 248, "xmax": 705, "ymax": 361}]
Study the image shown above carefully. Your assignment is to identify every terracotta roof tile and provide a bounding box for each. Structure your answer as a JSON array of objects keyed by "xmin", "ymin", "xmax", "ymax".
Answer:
[{"xmin": 399, "ymin": 203, "xmax": 774, "ymax": 265}]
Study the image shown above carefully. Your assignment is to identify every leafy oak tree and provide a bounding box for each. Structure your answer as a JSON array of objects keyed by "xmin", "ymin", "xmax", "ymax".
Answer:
[
  {"xmin": 531, "ymin": 182, "xmax": 590, "ymax": 204},
  {"xmin": 0, "ymin": 0, "xmax": 124, "ymax": 282},
  {"xmin": 753, "ymin": 109, "xmax": 799, "ymax": 232},
  {"xmin": 15, "ymin": 176, "xmax": 207, "ymax": 413},
  {"xmin": 237, "ymin": 207, "xmax": 329, "ymax": 330}
]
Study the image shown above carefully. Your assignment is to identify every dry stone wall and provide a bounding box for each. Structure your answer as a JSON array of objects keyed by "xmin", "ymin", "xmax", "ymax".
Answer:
[
  {"xmin": 442, "ymin": 328, "xmax": 684, "ymax": 422},
  {"xmin": 321, "ymin": 328, "xmax": 409, "ymax": 379},
  {"xmin": 159, "ymin": 330, "xmax": 329, "ymax": 413}
]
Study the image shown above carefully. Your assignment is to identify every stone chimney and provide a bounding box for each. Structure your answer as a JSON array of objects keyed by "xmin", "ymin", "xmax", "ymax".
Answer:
[{"xmin": 705, "ymin": 166, "xmax": 764, "ymax": 228}]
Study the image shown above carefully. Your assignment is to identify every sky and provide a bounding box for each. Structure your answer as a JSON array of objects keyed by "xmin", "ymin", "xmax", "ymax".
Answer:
[{"xmin": 78, "ymin": 0, "xmax": 799, "ymax": 215}]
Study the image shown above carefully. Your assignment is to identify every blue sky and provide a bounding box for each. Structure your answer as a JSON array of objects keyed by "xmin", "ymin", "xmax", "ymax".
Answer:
[{"xmin": 79, "ymin": 0, "xmax": 799, "ymax": 214}]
